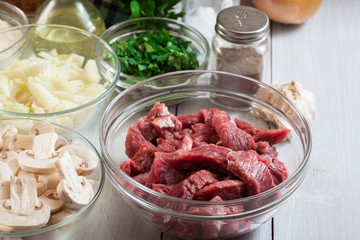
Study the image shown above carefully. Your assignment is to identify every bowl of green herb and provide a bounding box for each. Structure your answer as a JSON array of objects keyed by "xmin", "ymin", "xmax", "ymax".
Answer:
[{"xmin": 101, "ymin": 17, "xmax": 210, "ymax": 89}]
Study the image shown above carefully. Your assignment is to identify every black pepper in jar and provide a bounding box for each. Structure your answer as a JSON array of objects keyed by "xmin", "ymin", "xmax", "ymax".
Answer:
[{"xmin": 212, "ymin": 6, "xmax": 270, "ymax": 82}]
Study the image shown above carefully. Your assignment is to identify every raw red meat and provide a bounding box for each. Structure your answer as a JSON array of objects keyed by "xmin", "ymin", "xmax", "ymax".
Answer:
[
  {"xmin": 119, "ymin": 160, "xmax": 143, "ymax": 177},
  {"xmin": 133, "ymin": 172, "xmax": 149, "ymax": 185},
  {"xmin": 211, "ymin": 109, "xmax": 256, "ymax": 151},
  {"xmin": 183, "ymin": 144, "xmax": 231, "ymax": 174},
  {"xmin": 125, "ymin": 123, "xmax": 154, "ymax": 158},
  {"xmin": 235, "ymin": 119, "xmax": 290, "ymax": 144},
  {"xmin": 131, "ymin": 143, "xmax": 156, "ymax": 173},
  {"xmin": 148, "ymin": 102, "xmax": 172, "ymax": 119},
  {"xmin": 152, "ymin": 115, "xmax": 175, "ymax": 134},
  {"xmin": 137, "ymin": 116, "xmax": 158, "ymax": 142},
  {"xmin": 195, "ymin": 180, "xmax": 248, "ymax": 201},
  {"xmin": 122, "ymin": 103, "xmax": 289, "ymax": 205},
  {"xmin": 177, "ymin": 112, "xmax": 204, "ymax": 128},
  {"xmin": 156, "ymin": 138, "xmax": 181, "ymax": 153},
  {"xmin": 227, "ymin": 151, "xmax": 274, "ymax": 195},
  {"xmin": 179, "ymin": 134, "xmax": 193, "ymax": 152},
  {"xmin": 191, "ymin": 123, "xmax": 219, "ymax": 144},
  {"xmin": 166, "ymin": 170, "xmax": 218, "ymax": 200},
  {"xmin": 146, "ymin": 149, "xmax": 186, "ymax": 186},
  {"xmin": 152, "ymin": 183, "xmax": 174, "ymax": 194},
  {"xmin": 267, "ymin": 158, "xmax": 289, "ymax": 185}
]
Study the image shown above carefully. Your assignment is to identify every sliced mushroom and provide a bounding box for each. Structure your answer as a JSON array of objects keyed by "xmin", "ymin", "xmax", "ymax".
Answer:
[
  {"xmin": 41, "ymin": 173, "xmax": 61, "ymax": 190},
  {"xmin": 0, "ymin": 224, "xmax": 14, "ymax": 233},
  {"xmin": 58, "ymin": 141, "xmax": 98, "ymax": 176},
  {"xmin": 29, "ymin": 121, "xmax": 54, "ymax": 136},
  {"xmin": 55, "ymin": 136, "xmax": 68, "ymax": 151},
  {"xmin": 13, "ymin": 134, "xmax": 34, "ymax": 152},
  {"xmin": 55, "ymin": 151, "xmax": 94, "ymax": 209},
  {"xmin": 0, "ymin": 151, "xmax": 19, "ymax": 175},
  {"xmin": 0, "ymin": 176, "xmax": 50, "ymax": 232},
  {"xmin": 17, "ymin": 132, "xmax": 59, "ymax": 174},
  {"xmin": 17, "ymin": 169, "xmax": 48, "ymax": 196},
  {"xmin": 0, "ymin": 125, "xmax": 18, "ymax": 152},
  {"xmin": 47, "ymin": 206, "xmax": 79, "ymax": 226},
  {"xmin": 0, "ymin": 161, "xmax": 13, "ymax": 200},
  {"xmin": 39, "ymin": 190, "xmax": 64, "ymax": 214}
]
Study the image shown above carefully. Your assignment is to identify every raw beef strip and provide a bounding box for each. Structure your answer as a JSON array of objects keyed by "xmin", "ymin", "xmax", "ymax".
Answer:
[
  {"xmin": 125, "ymin": 123, "xmax": 154, "ymax": 158},
  {"xmin": 177, "ymin": 112, "xmax": 204, "ymax": 128},
  {"xmin": 137, "ymin": 116, "xmax": 158, "ymax": 142},
  {"xmin": 183, "ymin": 144, "xmax": 231, "ymax": 174},
  {"xmin": 191, "ymin": 123, "xmax": 219, "ymax": 144},
  {"xmin": 179, "ymin": 134, "xmax": 193, "ymax": 152},
  {"xmin": 119, "ymin": 160, "xmax": 143, "ymax": 177},
  {"xmin": 211, "ymin": 109, "xmax": 255, "ymax": 151},
  {"xmin": 146, "ymin": 150, "xmax": 186, "ymax": 187},
  {"xmin": 227, "ymin": 151, "xmax": 274, "ymax": 195},
  {"xmin": 148, "ymin": 102, "xmax": 172, "ymax": 119},
  {"xmin": 267, "ymin": 158, "xmax": 288, "ymax": 185},
  {"xmin": 133, "ymin": 172, "xmax": 149, "ymax": 185},
  {"xmin": 175, "ymin": 128, "xmax": 194, "ymax": 139},
  {"xmin": 131, "ymin": 143, "xmax": 156, "ymax": 172},
  {"xmin": 152, "ymin": 115, "xmax": 175, "ymax": 134},
  {"xmin": 167, "ymin": 170, "xmax": 218, "ymax": 200},
  {"xmin": 152, "ymin": 183, "xmax": 174, "ymax": 194},
  {"xmin": 256, "ymin": 141, "xmax": 279, "ymax": 161},
  {"xmin": 200, "ymin": 109, "xmax": 213, "ymax": 124},
  {"xmin": 195, "ymin": 180, "xmax": 248, "ymax": 201},
  {"xmin": 156, "ymin": 138, "xmax": 181, "ymax": 153},
  {"xmin": 235, "ymin": 119, "xmax": 290, "ymax": 144}
]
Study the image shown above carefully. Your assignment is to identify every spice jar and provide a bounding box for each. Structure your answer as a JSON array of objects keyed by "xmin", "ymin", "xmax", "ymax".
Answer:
[{"xmin": 211, "ymin": 5, "xmax": 270, "ymax": 83}]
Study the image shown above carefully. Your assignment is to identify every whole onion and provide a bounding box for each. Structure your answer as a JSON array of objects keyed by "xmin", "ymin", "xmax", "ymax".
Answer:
[{"xmin": 252, "ymin": 0, "xmax": 322, "ymax": 24}]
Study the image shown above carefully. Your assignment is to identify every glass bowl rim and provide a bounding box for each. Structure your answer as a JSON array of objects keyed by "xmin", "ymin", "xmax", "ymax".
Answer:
[
  {"xmin": 0, "ymin": 117, "xmax": 105, "ymax": 237},
  {"xmin": 0, "ymin": 23, "xmax": 120, "ymax": 118},
  {"xmin": 0, "ymin": 1, "xmax": 29, "ymax": 25},
  {"xmin": 100, "ymin": 70, "xmax": 312, "ymax": 218}
]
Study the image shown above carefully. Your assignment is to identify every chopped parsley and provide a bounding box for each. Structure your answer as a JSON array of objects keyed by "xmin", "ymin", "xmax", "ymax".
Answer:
[{"xmin": 110, "ymin": 28, "xmax": 199, "ymax": 80}]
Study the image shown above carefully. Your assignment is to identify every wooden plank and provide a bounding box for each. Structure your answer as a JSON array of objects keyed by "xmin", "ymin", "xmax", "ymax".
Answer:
[
  {"xmin": 271, "ymin": 0, "xmax": 360, "ymax": 239},
  {"xmin": 77, "ymin": 179, "xmax": 161, "ymax": 240}
]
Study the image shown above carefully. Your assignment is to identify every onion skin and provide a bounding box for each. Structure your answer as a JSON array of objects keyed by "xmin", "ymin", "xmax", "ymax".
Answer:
[{"xmin": 252, "ymin": 0, "xmax": 322, "ymax": 24}]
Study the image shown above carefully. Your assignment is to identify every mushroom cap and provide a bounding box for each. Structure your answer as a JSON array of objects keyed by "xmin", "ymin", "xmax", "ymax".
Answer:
[
  {"xmin": 18, "ymin": 150, "xmax": 58, "ymax": 174},
  {"xmin": 39, "ymin": 190, "xmax": 64, "ymax": 214},
  {"xmin": 57, "ymin": 176, "xmax": 94, "ymax": 209},
  {"xmin": 0, "ymin": 151, "xmax": 20, "ymax": 175},
  {"xmin": 58, "ymin": 142, "xmax": 99, "ymax": 176},
  {"xmin": 0, "ymin": 161, "xmax": 13, "ymax": 200},
  {"xmin": 0, "ymin": 199, "xmax": 51, "ymax": 232},
  {"xmin": 29, "ymin": 121, "xmax": 54, "ymax": 136},
  {"xmin": 0, "ymin": 125, "xmax": 18, "ymax": 152}
]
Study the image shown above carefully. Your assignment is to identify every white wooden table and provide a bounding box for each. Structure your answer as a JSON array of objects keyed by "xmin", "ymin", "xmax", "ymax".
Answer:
[{"xmin": 77, "ymin": 0, "xmax": 360, "ymax": 239}]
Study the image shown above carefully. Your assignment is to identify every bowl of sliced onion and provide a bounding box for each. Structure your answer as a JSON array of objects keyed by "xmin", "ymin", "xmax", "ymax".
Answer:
[{"xmin": 0, "ymin": 24, "xmax": 120, "ymax": 130}]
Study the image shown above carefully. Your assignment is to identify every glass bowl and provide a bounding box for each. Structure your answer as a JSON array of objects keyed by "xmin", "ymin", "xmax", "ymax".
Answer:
[
  {"xmin": 0, "ymin": 1, "xmax": 29, "ymax": 56},
  {"xmin": 101, "ymin": 17, "xmax": 210, "ymax": 89},
  {"xmin": 99, "ymin": 70, "xmax": 312, "ymax": 239},
  {"xmin": 0, "ymin": 24, "xmax": 120, "ymax": 130},
  {"xmin": 0, "ymin": 1, "xmax": 28, "ymax": 27},
  {"xmin": 0, "ymin": 118, "xmax": 104, "ymax": 239}
]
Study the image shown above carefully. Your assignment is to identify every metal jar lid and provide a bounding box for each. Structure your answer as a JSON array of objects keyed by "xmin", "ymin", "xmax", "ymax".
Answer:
[{"xmin": 215, "ymin": 6, "xmax": 269, "ymax": 44}]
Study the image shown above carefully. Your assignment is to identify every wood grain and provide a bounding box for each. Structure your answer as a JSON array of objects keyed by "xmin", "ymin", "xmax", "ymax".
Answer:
[{"xmin": 77, "ymin": 0, "xmax": 360, "ymax": 239}]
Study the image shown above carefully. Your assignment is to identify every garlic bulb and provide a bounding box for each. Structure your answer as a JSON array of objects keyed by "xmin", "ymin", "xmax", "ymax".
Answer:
[{"xmin": 255, "ymin": 81, "xmax": 315, "ymax": 127}]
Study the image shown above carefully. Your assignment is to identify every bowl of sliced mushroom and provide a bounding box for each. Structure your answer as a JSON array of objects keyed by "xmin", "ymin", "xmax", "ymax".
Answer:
[{"xmin": 0, "ymin": 118, "xmax": 104, "ymax": 239}]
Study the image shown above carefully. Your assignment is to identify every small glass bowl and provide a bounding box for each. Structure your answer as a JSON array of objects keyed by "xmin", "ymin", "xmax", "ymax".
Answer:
[
  {"xmin": 0, "ymin": 118, "xmax": 105, "ymax": 239},
  {"xmin": 99, "ymin": 70, "xmax": 312, "ymax": 239},
  {"xmin": 0, "ymin": 24, "xmax": 120, "ymax": 130},
  {"xmin": 0, "ymin": 1, "xmax": 28, "ymax": 27},
  {"xmin": 101, "ymin": 17, "xmax": 210, "ymax": 89}
]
